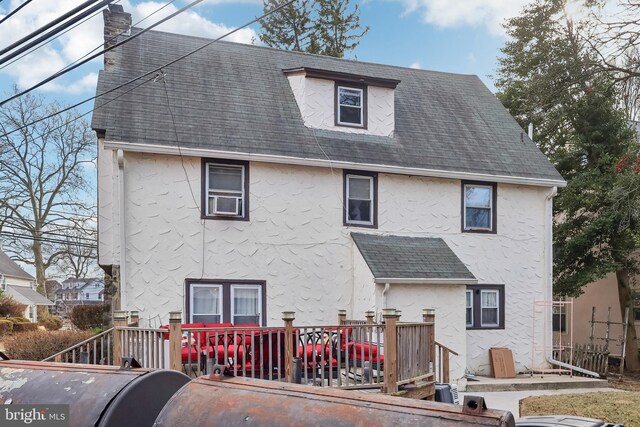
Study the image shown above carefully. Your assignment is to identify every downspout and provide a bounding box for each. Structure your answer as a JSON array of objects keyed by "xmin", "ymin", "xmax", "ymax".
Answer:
[
  {"xmin": 117, "ymin": 149, "xmax": 127, "ymax": 311},
  {"xmin": 542, "ymin": 185, "xmax": 600, "ymax": 378},
  {"xmin": 382, "ymin": 282, "xmax": 390, "ymax": 311}
]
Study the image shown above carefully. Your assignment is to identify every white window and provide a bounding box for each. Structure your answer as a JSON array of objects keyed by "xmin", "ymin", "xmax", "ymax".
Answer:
[
  {"xmin": 480, "ymin": 290, "xmax": 499, "ymax": 327},
  {"xmin": 337, "ymin": 86, "xmax": 364, "ymax": 127},
  {"xmin": 466, "ymin": 290, "xmax": 473, "ymax": 327},
  {"xmin": 346, "ymin": 174, "xmax": 375, "ymax": 226},
  {"xmin": 206, "ymin": 163, "xmax": 245, "ymax": 218},
  {"xmin": 231, "ymin": 285, "xmax": 262, "ymax": 325},
  {"xmin": 463, "ymin": 183, "xmax": 495, "ymax": 232},
  {"xmin": 191, "ymin": 284, "xmax": 222, "ymax": 323}
]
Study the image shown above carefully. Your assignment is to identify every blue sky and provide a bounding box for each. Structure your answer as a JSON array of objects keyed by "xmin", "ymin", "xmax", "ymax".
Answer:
[{"xmin": 0, "ymin": 0, "xmax": 530, "ymax": 111}]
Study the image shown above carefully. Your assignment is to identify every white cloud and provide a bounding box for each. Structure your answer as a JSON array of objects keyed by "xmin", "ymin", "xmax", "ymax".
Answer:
[
  {"xmin": 409, "ymin": 62, "xmax": 421, "ymax": 69},
  {"xmin": 395, "ymin": 0, "xmax": 529, "ymax": 35},
  {"xmin": 0, "ymin": 0, "xmax": 259, "ymax": 95}
]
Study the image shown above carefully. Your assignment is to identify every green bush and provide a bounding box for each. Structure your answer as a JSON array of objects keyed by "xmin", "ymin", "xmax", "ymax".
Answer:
[
  {"xmin": 70, "ymin": 305, "xmax": 107, "ymax": 330},
  {"xmin": 0, "ymin": 319, "xmax": 13, "ymax": 335},
  {"xmin": 3, "ymin": 330, "xmax": 95, "ymax": 361},
  {"xmin": 0, "ymin": 294, "xmax": 26, "ymax": 317},
  {"xmin": 39, "ymin": 316, "xmax": 62, "ymax": 331},
  {"xmin": 12, "ymin": 322, "xmax": 38, "ymax": 332}
]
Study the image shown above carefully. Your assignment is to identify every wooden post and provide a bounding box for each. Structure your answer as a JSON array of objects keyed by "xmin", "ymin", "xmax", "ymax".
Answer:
[
  {"xmin": 129, "ymin": 310, "xmax": 139, "ymax": 327},
  {"xmin": 620, "ymin": 307, "xmax": 629, "ymax": 377},
  {"xmin": 113, "ymin": 310, "xmax": 127, "ymax": 367},
  {"xmin": 169, "ymin": 311, "xmax": 183, "ymax": 372},
  {"xmin": 282, "ymin": 311, "xmax": 295, "ymax": 383},
  {"xmin": 383, "ymin": 308, "xmax": 398, "ymax": 394},
  {"xmin": 423, "ymin": 308, "xmax": 436, "ymax": 375},
  {"xmin": 589, "ymin": 306, "xmax": 596, "ymax": 348},
  {"xmin": 338, "ymin": 309, "xmax": 347, "ymax": 325},
  {"xmin": 365, "ymin": 311, "xmax": 375, "ymax": 325}
]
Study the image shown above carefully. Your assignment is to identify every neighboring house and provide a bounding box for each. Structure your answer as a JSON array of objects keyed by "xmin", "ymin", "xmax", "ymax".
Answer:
[
  {"xmin": 54, "ymin": 278, "xmax": 105, "ymax": 315},
  {"xmin": 0, "ymin": 247, "xmax": 53, "ymax": 322},
  {"xmin": 92, "ymin": 5, "xmax": 565, "ymax": 383}
]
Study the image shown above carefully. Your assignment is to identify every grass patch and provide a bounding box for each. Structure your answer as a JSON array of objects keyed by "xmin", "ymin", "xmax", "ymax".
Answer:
[{"xmin": 520, "ymin": 391, "xmax": 640, "ymax": 426}]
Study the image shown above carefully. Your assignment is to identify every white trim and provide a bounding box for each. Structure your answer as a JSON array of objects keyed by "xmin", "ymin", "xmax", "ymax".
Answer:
[
  {"xmin": 103, "ymin": 141, "xmax": 567, "ymax": 188},
  {"xmin": 337, "ymin": 86, "xmax": 364, "ymax": 127},
  {"xmin": 205, "ymin": 162, "xmax": 245, "ymax": 217},
  {"xmin": 346, "ymin": 174, "xmax": 374, "ymax": 225},
  {"xmin": 466, "ymin": 290, "xmax": 473, "ymax": 327},
  {"xmin": 374, "ymin": 278, "xmax": 477, "ymax": 284},
  {"xmin": 480, "ymin": 289, "xmax": 499, "ymax": 327},
  {"xmin": 230, "ymin": 284, "xmax": 262, "ymax": 326},
  {"xmin": 463, "ymin": 183, "xmax": 493, "ymax": 231},
  {"xmin": 190, "ymin": 284, "xmax": 223, "ymax": 323}
]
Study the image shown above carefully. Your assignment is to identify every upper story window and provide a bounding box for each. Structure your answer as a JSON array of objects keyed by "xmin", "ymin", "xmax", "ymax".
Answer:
[
  {"xmin": 462, "ymin": 181, "xmax": 497, "ymax": 233},
  {"xmin": 336, "ymin": 85, "xmax": 366, "ymax": 127},
  {"xmin": 202, "ymin": 159, "xmax": 249, "ymax": 221},
  {"xmin": 344, "ymin": 171, "xmax": 377, "ymax": 228}
]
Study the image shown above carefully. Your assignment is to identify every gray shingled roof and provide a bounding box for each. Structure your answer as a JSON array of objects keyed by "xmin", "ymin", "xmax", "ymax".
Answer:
[
  {"xmin": 0, "ymin": 249, "xmax": 34, "ymax": 280},
  {"xmin": 352, "ymin": 233, "xmax": 476, "ymax": 281},
  {"xmin": 6, "ymin": 285, "xmax": 54, "ymax": 306},
  {"xmin": 92, "ymin": 29, "xmax": 564, "ymax": 183}
]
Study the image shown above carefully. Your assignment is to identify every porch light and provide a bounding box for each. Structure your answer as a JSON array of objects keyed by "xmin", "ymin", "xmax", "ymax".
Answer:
[
  {"xmin": 382, "ymin": 308, "xmax": 396, "ymax": 317},
  {"xmin": 169, "ymin": 311, "xmax": 182, "ymax": 321},
  {"xmin": 282, "ymin": 311, "xmax": 296, "ymax": 321},
  {"xmin": 113, "ymin": 310, "xmax": 127, "ymax": 320}
]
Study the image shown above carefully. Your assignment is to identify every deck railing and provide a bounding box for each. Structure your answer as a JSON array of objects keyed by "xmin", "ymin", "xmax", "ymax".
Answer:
[
  {"xmin": 44, "ymin": 308, "xmax": 447, "ymax": 395},
  {"xmin": 42, "ymin": 328, "xmax": 114, "ymax": 365},
  {"xmin": 434, "ymin": 341, "xmax": 459, "ymax": 384}
]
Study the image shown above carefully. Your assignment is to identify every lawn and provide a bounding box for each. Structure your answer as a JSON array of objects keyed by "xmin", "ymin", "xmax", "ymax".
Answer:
[{"xmin": 519, "ymin": 391, "xmax": 640, "ymax": 426}]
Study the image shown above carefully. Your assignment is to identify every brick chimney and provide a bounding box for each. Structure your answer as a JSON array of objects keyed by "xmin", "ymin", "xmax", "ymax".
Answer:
[{"xmin": 103, "ymin": 4, "xmax": 131, "ymax": 71}]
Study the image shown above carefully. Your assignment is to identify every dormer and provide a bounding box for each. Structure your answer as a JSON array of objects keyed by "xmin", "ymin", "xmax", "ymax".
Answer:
[{"xmin": 283, "ymin": 67, "xmax": 400, "ymax": 137}]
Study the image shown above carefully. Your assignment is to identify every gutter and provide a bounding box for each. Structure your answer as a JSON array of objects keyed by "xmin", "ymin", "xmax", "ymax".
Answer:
[
  {"xmin": 374, "ymin": 278, "xmax": 477, "ymax": 285},
  {"xmin": 541, "ymin": 186, "xmax": 600, "ymax": 378},
  {"xmin": 103, "ymin": 140, "xmax": 567, "ymax": 188}
]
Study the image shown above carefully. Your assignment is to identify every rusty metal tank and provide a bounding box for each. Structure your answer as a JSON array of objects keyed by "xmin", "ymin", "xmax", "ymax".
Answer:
[
  {"xmin": 154, "ymin": 370, "xmax": 516, "ymax": 427},
  {"xmin": 0, "ymin": 360, "xmax": 190, "ymax": 427}
]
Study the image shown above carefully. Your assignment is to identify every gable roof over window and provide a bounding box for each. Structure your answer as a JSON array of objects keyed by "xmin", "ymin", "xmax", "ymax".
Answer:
[
  {"xmin": 351, "ymin": 233, "xmax": 476, "ymax": 284},
  {"xmin": 92, "ymin": 28, "xmax": 564, "ymax": 185}
]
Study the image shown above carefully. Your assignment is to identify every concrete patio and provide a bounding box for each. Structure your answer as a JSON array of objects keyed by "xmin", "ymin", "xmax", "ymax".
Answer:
[{"xmin": 464, "ymin": 374, "xmax": 608, "ymax": 392}]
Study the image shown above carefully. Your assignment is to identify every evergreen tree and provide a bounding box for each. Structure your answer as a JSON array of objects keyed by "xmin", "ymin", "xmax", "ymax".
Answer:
[
  {"xmin": 496, "ymin": 0, "xmax": 640, "ymax": 369},
  {"xmin": 259, "ymin": 0, "xmax": 368, "ymax": 58}
]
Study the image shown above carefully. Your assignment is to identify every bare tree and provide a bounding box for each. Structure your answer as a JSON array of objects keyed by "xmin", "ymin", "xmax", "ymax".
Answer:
[
  {"xmin": 48, "ymin": 218, "xmax": 99, "ymax": 279},
  {"xmin": 0, "ymin": 91, "xmax": 96, "ymax": 297}
]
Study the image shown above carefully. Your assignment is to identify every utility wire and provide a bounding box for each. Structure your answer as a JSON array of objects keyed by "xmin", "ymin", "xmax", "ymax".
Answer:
[
  {"xmin": 0, "ymin": 231, "xmax": 97, "ymax": 249},
  {"xmin": 0, "ymin": 0, "xmax": 115, "ymax": 65},
  {"xmin": 0, "ymin": 0, "xmax": 32, "ymax": 26},
  {"xmin": 0, "ymin": 0, "xmax": 297, "ymax": 137},
  {"xmin": 0, "ymin": 0, "xmax": 106, "ymax": 56},
  {"xmin": 1, "ymin": 223, "xmax": 97, "ymax": 245},
  {"xmin": 0, "ymin": 0, "xmax": 204, "ymax": 107}
]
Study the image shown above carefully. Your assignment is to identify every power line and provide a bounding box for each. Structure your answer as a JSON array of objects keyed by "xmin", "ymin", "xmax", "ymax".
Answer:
[
  {"xmin": 1, "ymin": 221, "xmax": 97, "ymax": 242},
  {"xmin": 0, "ymin": 0, "xmax": 107, "ymax": 56},
  {"xmin": 0, "ymin": 0, "xmax": 297, "ymax": 138},
  {"xmin": 0, "ymin": 0, "xmax": 204, "ymax": 107},
  {"xmin": 0, "ymin": 231, "xmax": 97, "ymax": 249},
  {"xmin": 0, "ymin": 0, "xmax": 32, "ymax": 26}
]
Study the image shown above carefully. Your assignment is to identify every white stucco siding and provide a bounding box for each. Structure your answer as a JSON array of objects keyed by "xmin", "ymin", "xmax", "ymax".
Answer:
[
  {"xmin": 287, "ymin": 76, "xmax": 395, "ymax": 136},
  {"xmin": 97, "ymin": 137, "xmax": 117, "ymax": 266},
  {"xmin": 384, "ymin": 283, "xmax": 466, "ymax": 383},
  {"xmin": 352, "ymin": 245, "xmax": 375, "ymax": 319},
  {"xmin": 123, "ymin": 153, "xmax": 354, "ymax": 326},
  {"xmin": 375, "ymin": 173, "xmax": 548, "ymax": 374}
]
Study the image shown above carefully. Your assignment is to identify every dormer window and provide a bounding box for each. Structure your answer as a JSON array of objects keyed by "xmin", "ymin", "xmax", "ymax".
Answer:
[{"xmin": 336, "ymin": 85, "xmax": 366, "ymax": 127}]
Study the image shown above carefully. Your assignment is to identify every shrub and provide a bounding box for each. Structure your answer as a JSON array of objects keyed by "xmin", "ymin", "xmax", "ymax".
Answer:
[
  {"xmin": 3, "ymin": 330, "xmax": 95, "ymax": 361},
  {"xmin": 12, "ymin": 322, "xmax": 38, "ymax": 332},
  {"xmin": 0, "ymin": 319, "xmax": 13, "ymax": 335},
  {"xmin": 70, "ymin": 305, "xmax": 107, "ymax": 330},
  {"xmin": 0, "ymin": 294, "xmax": 26, "ymax": 317},
  {"xmin": 40, "ymin": 316, "xmax": 63, "ymax": 331},
  {"xmin": 8, "ymin": 317, "xmax": 30, "ymax": 323}
]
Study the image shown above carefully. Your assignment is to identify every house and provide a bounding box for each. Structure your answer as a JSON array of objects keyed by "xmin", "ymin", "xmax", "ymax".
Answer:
[
  {"xmin": 0, "ymin": 247, "xmax": 53, "ymax": 322},
  {"xmin": 92, "ymin": 5, "xmax": 565, "ymax": 383},
  {"xmin": 54, "ymin": 278, "xmax": 105, "ymax": 315}
]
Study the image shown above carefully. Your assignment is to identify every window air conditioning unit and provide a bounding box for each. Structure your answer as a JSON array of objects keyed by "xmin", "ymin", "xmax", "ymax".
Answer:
[{"xmin": 212, "ymin": 196, "xmax": 240, "ymax": 216}]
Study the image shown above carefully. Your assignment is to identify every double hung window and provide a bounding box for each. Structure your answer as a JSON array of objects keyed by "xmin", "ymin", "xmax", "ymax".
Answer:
[
  {"xmin": 203, "ymin": 160, "xmax": 249, "ymax": 220},
  {"xmin": 186, "ymin": 280, "xmax": 265, "ymax": 325},
  {"xmin": 344, "ymin": 171, "xmax": 377, "ymax": 227},
  {"xmin": 466, "ymin": 285, "xmax": 504, "ymax": 329},
  {"xmin": 336, "ymin": 85, "xmax": 366, "ymax": 127},
  {"xmin": 462, "ymin": 181, "xmax": 496, "ymax": 232}
]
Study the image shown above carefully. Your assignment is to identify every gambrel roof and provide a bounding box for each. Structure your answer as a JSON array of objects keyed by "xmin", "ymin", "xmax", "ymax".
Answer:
[{"xmin": 92, "ymin": 29, "xmax": 564, "ymax": 186}]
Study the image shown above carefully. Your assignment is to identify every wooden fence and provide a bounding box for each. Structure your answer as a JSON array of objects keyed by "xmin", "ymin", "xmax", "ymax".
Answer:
[{"xmin": 557, "ymin": 344, "xmax": 609, "ymax": 376}]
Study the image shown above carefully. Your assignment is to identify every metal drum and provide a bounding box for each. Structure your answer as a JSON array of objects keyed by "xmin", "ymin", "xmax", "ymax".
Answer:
[
  {"xmin": 154, "ymin": 370, "xmax": 516, "ymax": 427},
  {"xmin": 0, "ymin": 360, "xmax": 190, "ymax": 427}
]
